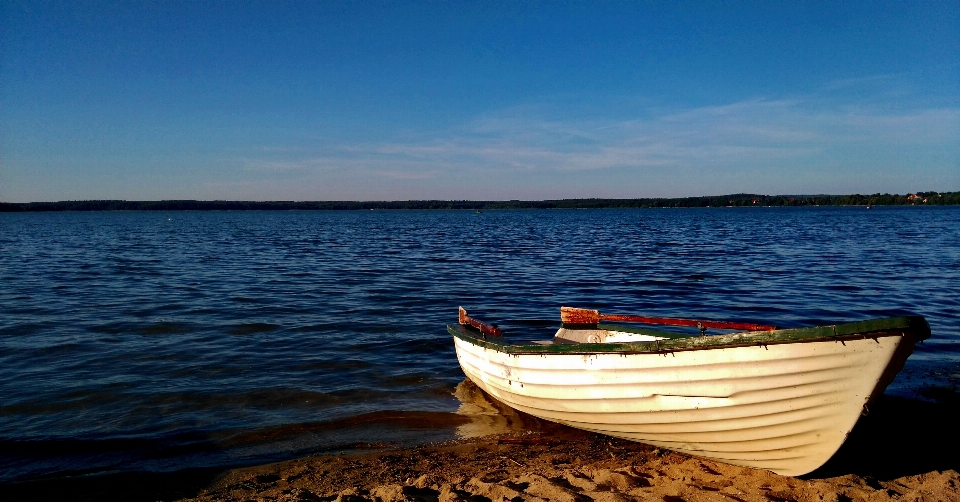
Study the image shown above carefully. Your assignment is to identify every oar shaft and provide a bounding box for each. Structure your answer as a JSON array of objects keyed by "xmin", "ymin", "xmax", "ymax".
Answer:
[
  {"xmin": 601, "ymin": 314, "xmax": 776, "ymax": 332},
  {"xmin": 560, "ymin": 306, "xmax": 775, "ymax": 332},
  {"xmin": 459, "ymin": 307, "xmax": 503, "ymax": 336}
]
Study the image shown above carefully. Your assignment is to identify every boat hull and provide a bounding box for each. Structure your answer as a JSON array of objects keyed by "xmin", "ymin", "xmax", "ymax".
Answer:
[{"xmin": 451, "ymin": 322, "xmax": 925, "ymax": 476}]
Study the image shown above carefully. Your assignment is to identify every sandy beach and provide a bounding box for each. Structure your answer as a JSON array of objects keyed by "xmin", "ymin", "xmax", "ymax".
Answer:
[
  {"xmin": 184, "ymin": 429, "xmax": 958, "ymax": 502},
  {"xmin": 7, "ymin": 384, "xmax": 959, "ymax": 502}
]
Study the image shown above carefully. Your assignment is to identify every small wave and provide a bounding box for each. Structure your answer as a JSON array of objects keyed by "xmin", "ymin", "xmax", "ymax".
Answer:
[
  {"xmin": 0, "ymin": 323, "xmax": 46, "ymax": 337},
  {"xmin": 0, "ymin": 387, "xmax": 399, "ymax": 418},
  {"xmin": 227, "ymin": 323, "xmax": 279, "ymax": 335},
  {"xmin": 87, "ymin": 322, "xmax": 193, "ymax": 336},
  {"xmin": 215, "ymin": 410, "xmax": 471, "ymax": 447}
]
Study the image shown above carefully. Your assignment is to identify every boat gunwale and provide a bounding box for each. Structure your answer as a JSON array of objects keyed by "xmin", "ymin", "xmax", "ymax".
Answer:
[{"xmin": 448, "ymin": 316, "xmax": 930, "ymax": 355}]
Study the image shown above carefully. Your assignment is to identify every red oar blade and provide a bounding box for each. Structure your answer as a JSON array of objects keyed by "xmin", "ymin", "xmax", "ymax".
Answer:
[
  {"xmin": 459, "ymin": 307, "xmax": 503, "ymax": 336},
  {"xmin": 560, "ymin": 306, "xmax": 601, "ymax": 324}
]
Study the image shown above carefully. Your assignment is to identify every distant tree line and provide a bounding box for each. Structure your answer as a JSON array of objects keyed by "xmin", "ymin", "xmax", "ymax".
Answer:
[{"xmin": 1, "ymin": 192, "xmax": 958, "ymax": 212}]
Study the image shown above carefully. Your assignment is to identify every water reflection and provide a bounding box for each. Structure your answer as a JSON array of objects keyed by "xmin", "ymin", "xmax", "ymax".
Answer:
[{"xmin": 454, "ymin": 379, "xmax": 544, "ymax": 438}]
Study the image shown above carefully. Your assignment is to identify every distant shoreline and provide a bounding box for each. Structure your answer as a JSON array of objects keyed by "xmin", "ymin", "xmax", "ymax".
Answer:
[{"xmin": 2, "ymin": 192, "xmax": 958, "ymax": 212}]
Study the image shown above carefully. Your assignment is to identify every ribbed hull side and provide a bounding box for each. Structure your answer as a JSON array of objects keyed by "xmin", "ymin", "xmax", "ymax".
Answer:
[{"xmin": 453, "ymin": 335, "xmax": 907, "ymax": 476}]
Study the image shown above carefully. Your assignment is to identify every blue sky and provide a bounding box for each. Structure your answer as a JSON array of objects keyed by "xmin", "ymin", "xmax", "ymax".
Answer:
[{"xmin": 2, "ymin": 1, "xmax": 958, "ymax": 202}]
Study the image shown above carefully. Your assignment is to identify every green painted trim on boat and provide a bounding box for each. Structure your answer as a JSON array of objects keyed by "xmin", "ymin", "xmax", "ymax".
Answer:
[{"xmin": 449, "ymin": 316, "xmax": 930, "ymax": 355}]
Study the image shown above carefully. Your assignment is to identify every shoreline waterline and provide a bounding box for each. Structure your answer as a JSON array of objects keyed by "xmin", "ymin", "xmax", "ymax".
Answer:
[{"xmin": 3, "ymin": 389, "xmax": 958, "ymax": 502}]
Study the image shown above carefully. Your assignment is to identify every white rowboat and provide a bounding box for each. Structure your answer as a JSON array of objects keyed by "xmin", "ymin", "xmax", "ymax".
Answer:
[{"xmin": 449, "ymin": 307, "xmax": 930, "ymax": 476}]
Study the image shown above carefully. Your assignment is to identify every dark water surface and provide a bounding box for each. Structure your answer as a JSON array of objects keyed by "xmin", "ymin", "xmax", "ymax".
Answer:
[{"xmin": 1, "ymin": 208, "xmax": 958, "ymax": 482}]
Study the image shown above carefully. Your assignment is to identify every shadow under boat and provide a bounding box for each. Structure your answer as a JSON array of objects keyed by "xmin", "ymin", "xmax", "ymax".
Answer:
[
  {"xmin": 458, "ymin": 377, "xmax": 960, "ymax": 481},
  {"xmin": 806, "ymin": 391, "xmax": 960, "ymax": 480}
]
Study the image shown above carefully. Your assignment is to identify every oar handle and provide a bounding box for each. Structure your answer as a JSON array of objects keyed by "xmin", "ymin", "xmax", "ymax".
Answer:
[
  {"xmin": 459, "ymin": 307, "xmax": 503, "ymax": 336},
  {"xmin": 560, "ymin": 306, "xmax": 776, "ymax": 332}
]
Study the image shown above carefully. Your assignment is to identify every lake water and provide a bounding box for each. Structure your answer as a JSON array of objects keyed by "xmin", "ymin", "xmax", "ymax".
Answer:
[{"xmin": 1, "ymin": 207, "xmax": 958, "ymax": 482}]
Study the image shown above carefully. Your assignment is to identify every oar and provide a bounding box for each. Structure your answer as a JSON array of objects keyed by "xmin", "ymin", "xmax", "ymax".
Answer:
[
  {"xmin": 560, "ymin": 306, "xmax": 776, "ymax": 333},
  {"xmin": 459, "ymin": 307, "xmax": 503, "ymax": 336}
]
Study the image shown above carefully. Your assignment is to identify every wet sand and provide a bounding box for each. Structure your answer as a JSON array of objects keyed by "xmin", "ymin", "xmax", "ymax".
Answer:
[{"xmin": 7, "ymin": 386, "xmax": 959, "ymax": 502}]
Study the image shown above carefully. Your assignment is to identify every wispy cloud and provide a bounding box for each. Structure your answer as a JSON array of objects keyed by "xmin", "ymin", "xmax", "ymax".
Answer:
[
  {"xmin": 221, "ymin": 86, "xmax": 959, "ymax": 199},
  {"xmin": 820, "ymin": 73, "xmax": 903, "ymax": 92},
  {"xmin": 281, "ymin": 102, "xmax": 953, "ymax": 167}
]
